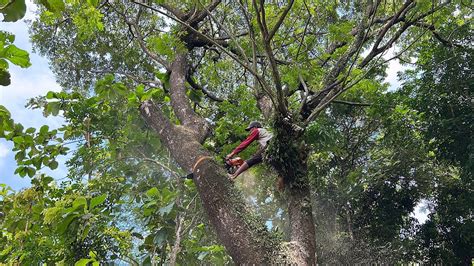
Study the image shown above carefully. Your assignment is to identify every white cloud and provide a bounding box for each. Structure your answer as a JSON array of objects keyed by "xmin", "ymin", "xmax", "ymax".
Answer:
[{"xmin": 0, "ymin": 142, "xmax": 8, "ymax": 158}]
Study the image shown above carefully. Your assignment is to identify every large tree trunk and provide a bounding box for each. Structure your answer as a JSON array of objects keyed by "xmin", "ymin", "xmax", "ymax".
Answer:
[
  {"xmin": 140, "ymin": 101, "xmax": 309, "ymax": 264},
  {"xmin": 265, "ymin": 115, "xmax": 317, "ymax": 264},
  {"xmin": 287, "ymin": 183, "xmax": 316, "ymax": 264}
]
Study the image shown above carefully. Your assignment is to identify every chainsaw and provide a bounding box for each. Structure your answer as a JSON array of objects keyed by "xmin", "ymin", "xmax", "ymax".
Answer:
[
  {"xmin": 182, "ymin": 157, "xmax": 244, "ymax": 179},
  {"xmin": 224, "ymin": 157, "xmax": 245, "ymax": 174}
]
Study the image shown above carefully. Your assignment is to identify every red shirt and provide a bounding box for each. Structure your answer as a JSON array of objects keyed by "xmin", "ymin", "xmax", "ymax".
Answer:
[{"xmin": 231, "ymin": 128, "xmax": 259, "ymax": 155}]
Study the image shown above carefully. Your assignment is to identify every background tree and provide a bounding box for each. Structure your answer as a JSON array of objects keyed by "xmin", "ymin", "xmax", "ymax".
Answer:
[{"xmin": 399, "ymin": 22, "xmax": 473, "ymax": 264}]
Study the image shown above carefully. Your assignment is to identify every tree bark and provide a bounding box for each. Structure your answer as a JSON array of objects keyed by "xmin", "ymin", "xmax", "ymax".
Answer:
[
  {"xmin": 140, "ymin": 101, "xmax": 298, "ymax": 263},
  {"xmin": 265, "ymin": 116, "xmax": 317, "ymax": 264},
  {"xmin": 169, "ymin": 52, "xmax": 209, "ymax": 143},
  {"xmin": 287, "ymin": 184, "xmax": 316, "ymax": 265}
]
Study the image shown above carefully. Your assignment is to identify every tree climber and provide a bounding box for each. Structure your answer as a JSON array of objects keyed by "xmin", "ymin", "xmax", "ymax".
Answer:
[{"xmin": 226, "ymin": 121, "xmax": 273, "ymax": 181}]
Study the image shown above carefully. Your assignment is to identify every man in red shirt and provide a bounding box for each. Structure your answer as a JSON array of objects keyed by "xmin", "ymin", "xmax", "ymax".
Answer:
[{"xmin": 226, "ymin": 121, "xmax": 273, "ymax": 180}]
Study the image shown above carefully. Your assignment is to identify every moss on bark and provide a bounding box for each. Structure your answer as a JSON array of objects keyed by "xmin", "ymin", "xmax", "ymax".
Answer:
[{"xmin": 265, "ymin": 116, "xmax": 309, "ymax": 188}]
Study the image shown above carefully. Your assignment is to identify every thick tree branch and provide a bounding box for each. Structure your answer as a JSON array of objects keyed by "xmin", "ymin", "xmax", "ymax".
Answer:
[
  {"xmin": 295, "ymin": 6, "xmax": 312, "ymax": 61},
  {"xmin": 110, "ymin": 3, "xmax": 170, "ymax": 69},
  {"xmin": 255, "ymin": 0, "xmax": 269, "ymax": 37},
  {"xmin": 361, "ymin": 1, "xmax": 451, "ymax": 67},
  {"xmin": 169, "ymin": 53, "xmax": 209, "ymax": 143},
  {"xmin": 412, "ymin": 21, "xmax": 459, "ymax": 48},
  {"xmin": 191, "ymin": 0, "xmax": 222, "ymax": 24},
  {"xmin": 303, "ymin": 1, "xmax": 379, "ymax": 123},
  {"xmin": 139, "ymin": 100, "xmax": 295, "ymax": 264},
  {"xmin": 237, "ymin": 0, "xmax": 274, "ymax": 118},
  {"xmin": 90, "ymin": 69, "xmax": 161, "ymax": 88},
  {"xmin": 214, "ymin": 31, "xmax": 248, "ymax": 40},
  {"xmin": 371, "ymin": 0, "xmax": 415, "ymax": 53},
  {"xmin": 307, "ymin": 1, "xmax": 446, "ymax": 121},
  {"xmin": 305, "ymin": 35, "xmax": 424, "ymax": 122},
  {"xmin": 160, "ymin": 3, "xmax": 186, "ymax": 20}
]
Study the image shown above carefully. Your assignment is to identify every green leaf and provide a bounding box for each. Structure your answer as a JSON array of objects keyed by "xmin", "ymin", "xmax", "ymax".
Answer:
[
  {"xmin": 45, "ymin": 91, "xmax": 56, "ymax": 99},
  {"xmin": 188, "ymin": 89, "xmax": 203, "ymax": 103},
  {"xmin": 18, "ymin": 166, "xmax": 27, "ymax": 177},
  {"xmin": 46, "ymin": 0, "xmax": 65, "ymax": 12},
  {"xmin": 143, "ymin": 256, "xmax": 152, "ymax": 266},
  {"xmin": 41, "ymin": 175, "xmax": 54, "ymax": 185},
  {"xmin": 49, "ymin": 160, "xmax": 58, "ymax": 170},
  {"xmin": 39, "ymin": 125, "xmax": 49, "ymax": 135},
  {"xmin": 72, "ymin": 196, "xmax": 87, "ymax": 209},
  {"xmin": 46, "ymin": 101, "xmax": 61, "ymax": 116},
  {"xmin": 81, "ymin": 224, "xmax": 91, "ymax": 240},
  {"xmin": 57, "ymin": 213, "xmax": 77, "ymax": 234},
  {"xmin": 0, "ymin": 58, "xmax": 7, "ymax": 68},
  {"xmin": 89, "ymin": 194, "xmax": 106, "ymax": 210},
  {"xmin": 37, "ymin": 0, "xmax": 58, "ymax": 12},
  {"xmin": 26, "ymin": 167, "xmax": 35, "ymax": 177},
  {"xmin": 0, "ymin": 0, "xmax": 26, "ymax": 22},
  {"xmin": 153, "ymin": 229, "xmax": 167, "ymax": 247},
  {"xmin": 146, "ymin": 187, "xmax": 159, "ymax": 198},
  {"xmin": 14, "ymin": 151, "xmax": 25, "ymax": 161},
  {"xmin": 87, "ymin": 0, "xmax": 98, "ymax": 7},
  {"xmin": 25, "ymin": 127, "xmax": 35, "ymax": 133},
  {"xmin": 12, "ymin": 135, "xmax": 24, "ymax": 145},
  {"xmin": 2, "ymin": 44, "xmax": 31, "ymax": 67},
  {"xmin": 89, "ymin": 251, "xmax": 97, "ymax": 259}
]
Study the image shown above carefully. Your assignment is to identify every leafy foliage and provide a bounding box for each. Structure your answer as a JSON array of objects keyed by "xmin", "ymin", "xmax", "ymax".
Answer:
[
  {"xmin": 0, "ymin": 31, "xmax": 30, "ymax": 85},
  {"xmin": 1, "ymin": 0, "xmax": 472, "ymax": 264}
]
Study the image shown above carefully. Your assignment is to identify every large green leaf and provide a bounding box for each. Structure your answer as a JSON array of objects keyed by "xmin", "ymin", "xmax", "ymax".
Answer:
[
  {"xmin": 74, "ymin": 258, "xmax": 93, "ymax": 266},
  {"xmin": 2, "ymin": 44, "xmax": 31, "ymax": 67},
  {"xmin": 57, "ymin": 213, "xmax": 78, "ymax": 234},
  {"xmin": 146, "ymin": 187, "xmax": 159, "ymax": 198},
  {"xmin": 72, "ymin": 196, "xmax": 87, "ymax": 210},
  {"xmin": 89, "ymin": 194, "xmax": 106, "ymax": 210},
  {"xmin": 48, "ymin": 160, "xmax": 58, "ymax": 170},
  {"xmin": 0, "ymin": 0, "xmax": 26, "ymax": 22},
  {"xmin": 45, "ymin": 0, "xmax": 64, "ymax": 12},
  {"xmin": 153, "ymin": 229, "xmax": 168, "ymax": 247}
]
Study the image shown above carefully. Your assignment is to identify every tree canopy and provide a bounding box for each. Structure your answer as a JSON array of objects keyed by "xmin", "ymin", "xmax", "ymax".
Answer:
[{"xmin": 0, "ymin": 0, "xmax": 472, "ymax": 264}]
